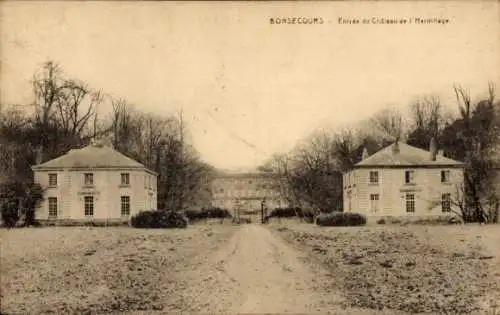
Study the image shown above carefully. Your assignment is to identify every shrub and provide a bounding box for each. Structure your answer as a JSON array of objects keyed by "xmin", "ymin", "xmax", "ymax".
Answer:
[
  {"xmin": 376, "ymin": 217, "xmax": 386, "ymax": 224},
  {"xmin": 1, "ymin": 199, "xmax": 20, "ymax": 228},
  {"xmin": 131, "ymin": 210, "xmax": 188, "ymax": 229},
  {"xmin": 267, "ymin": 207, "xmax": 315, "ymax": 222},
  {"xmin": 184, "ymin": 207, "xmax": 231, "ymax": 222},
  {"xmin": 0, "ymin": 181, "xmax": 45, "ymax": 227},
  {"xmin": 316, "ymin": 212, "xmax": 367, "ymax": 227}
]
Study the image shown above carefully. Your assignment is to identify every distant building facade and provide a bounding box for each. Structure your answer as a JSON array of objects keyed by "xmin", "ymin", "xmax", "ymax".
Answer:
[
  {"xmin": 343, "ymin": 141, "xmax": 465, "ymax": 218},
  {"xmin": 32, "ymin": 140, "xmax": 157, "ymax": 223},
  {"xmin": 211, "ymin": 171, "xmax": 289, "ymax": 214}
]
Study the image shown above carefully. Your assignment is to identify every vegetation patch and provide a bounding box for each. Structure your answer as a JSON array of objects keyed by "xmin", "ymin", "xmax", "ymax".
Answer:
[
  {"xmin": 274, "ymin": 225, "xmax": 499, "ymax": 314},
  {"xmin": 316, "ymin": 212, "xmax": 367, "ymax": 227},
  {"xmin": 0, "ymin": 226, "xmax": 238, "ymax": 314},
  {"xmin": 130, "ymin": 210, "xmax": 188, "ymax": 228}
]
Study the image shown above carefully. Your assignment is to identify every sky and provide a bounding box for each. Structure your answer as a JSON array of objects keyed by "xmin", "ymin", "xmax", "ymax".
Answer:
[{"xmin": 1, "ymin": 1, "xmax": 499, "ymax": 170}]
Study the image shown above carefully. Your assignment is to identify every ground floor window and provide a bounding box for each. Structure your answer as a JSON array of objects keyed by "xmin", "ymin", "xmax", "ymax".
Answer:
[
  {"xmin": 84, "ymin": 196, "xmax": 94, "ymax": 216},
  {"xmin": 406, "ymin": 194, "xmax": 415, "ymax": 213},
  {"xmin": 121, "ymin": 196, "xmax": 130, "ymax": 216},
  {"xmin": 442, "ymin": 193, "xmax": 451, "ymax": 212},
  {"xmin": 48, "ymin": 197, "xmax": 58, "ymax": 218},
  {"xmin": 370, "ymin": 194, "xmax": 380, "ymax": 213}
]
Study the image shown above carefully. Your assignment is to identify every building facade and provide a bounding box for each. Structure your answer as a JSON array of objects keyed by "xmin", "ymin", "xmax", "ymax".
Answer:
[
  {"xmin": 32, "ymin": 140, "xmax": 157, "ymax": 223},
  {"xmin": 211, "ymin": 171, "xmax": 289, "ymax": 215},
  {"xmin": 343, "ymin": 141, "xmax": 465, "ymax": 219}
]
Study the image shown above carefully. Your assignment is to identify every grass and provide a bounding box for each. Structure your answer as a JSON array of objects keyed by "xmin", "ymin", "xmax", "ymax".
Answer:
[
  {"xmin": 270, "ymin": 220, "xmax": 500, "ymax": 314},
  {"xmin": 0, "ymin": 225, "xmax": 237, "ymax": 314}
]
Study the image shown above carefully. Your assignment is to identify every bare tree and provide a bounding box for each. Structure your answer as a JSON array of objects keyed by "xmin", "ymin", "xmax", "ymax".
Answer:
[
  {"xmin": 369, "ymin": 108, "xmax": 405, "ymax": 142},
  {"xmin": 406, "ymin": 95, "xmax": 448, "ymax": 149}
]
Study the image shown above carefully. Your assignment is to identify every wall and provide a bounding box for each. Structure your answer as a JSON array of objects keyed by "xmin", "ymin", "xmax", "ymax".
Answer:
[
  {"xmin": 344, "ymin": 167, "xmax": 464, "ymax": 217},
  {"xmin": 34, "ymin": 169, "xmax": 157, "ymax": 220}
]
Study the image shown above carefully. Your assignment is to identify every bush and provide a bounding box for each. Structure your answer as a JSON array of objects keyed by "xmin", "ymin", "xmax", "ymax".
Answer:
[
  {"xmin": 267, "ymin": 207, "xmax": 315, "ymax": 222},
  {"xmin": 316, "ymin": 212, "xmax": 367, "ymax": 227},
  {"xmin": 184, "ymin": 207, "xmax": 231, "ymax": 222},
  {"xmin": 1, "ymin": 199, "xmax": 20, "ymax": 228},
  {"xmin": 376, "ymin": 217, "xmax": 386, "ymax": 224},
  {"xmin": 0, "ymin": 181, "xmax": 45, "ymax": 227},
  {"xmin": 131, "ymin": 210, "xmax": 188, "ymax": 229}
]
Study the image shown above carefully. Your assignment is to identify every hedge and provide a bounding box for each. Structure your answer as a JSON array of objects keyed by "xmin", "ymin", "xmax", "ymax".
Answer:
[
  {"xmin": 268, "ymin": 207, "xmax": 314, "ymax": 220},
  {"xmin": 184, "ymin": 207, "xmax": 232, "ymax": 222},
  {"xmin": 130, "ymin": 210, "xmax": 188, "ymax": 229},
  {"xmin": 316, "ymin": 212, "xmax": 367, "ymax": 227}
]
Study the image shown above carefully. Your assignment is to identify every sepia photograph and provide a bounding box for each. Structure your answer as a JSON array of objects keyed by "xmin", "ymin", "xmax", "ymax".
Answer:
[{"xmin": 1, "ymin": 1, "xmax": 499, "ymax": 314}]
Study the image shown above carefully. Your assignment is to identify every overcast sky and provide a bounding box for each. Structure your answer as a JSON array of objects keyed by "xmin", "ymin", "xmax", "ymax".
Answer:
[{"xmin": 1, "ymin": 1, "xmax": 498, "ymax": 170}]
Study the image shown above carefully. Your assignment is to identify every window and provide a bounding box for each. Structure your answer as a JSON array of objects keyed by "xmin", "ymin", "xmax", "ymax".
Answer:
[
  {"xmin": 121, "ymin": 196, "xmax": 130, "ymax": 216},
  {"xmin": 405, "ymin": 170, "xmax": 415, "ymax": 184},
  {"xmin": 406, "ymin": 194, "xmax": 415, "ymax": 213},
  {"xmin": 84, "ymin": 196, "xmax": 94, "ymax": 216},
  {"xmin": 369, "ymin": 171, "xmax": 379, "ymax": 184},
  {"xmin": 48, "ymin": 173, "xmax": 58, "ymax": 187},
  {"xmin": 121, "ymin": 173, "xmax": 130, "ymax": 186},
  {"xmin": 48, "ymin": 197, "xmax": 58, "ymax": 218},
  {"xmin": 370, "ymin": 194, "xmax": 380, "ymax": 213},
  {"xmin": 84, "ymin": 173, "xmax": 94, "ymax": 186},
  {"xmin": 441, "ymin": 170, "xmax": 450, "ymax": 183},
  {"xmin": 442, "ymin": 193, "xmax": 451, "ymax": 212},
  {"xmin": 144, "ymin": 175, "xmax": 147, "ymax": 188}
]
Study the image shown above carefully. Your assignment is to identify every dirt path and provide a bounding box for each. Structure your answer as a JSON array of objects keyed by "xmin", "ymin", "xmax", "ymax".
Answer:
[{"xmin": 183, "ymin": 224, "xmax": 336, "ymax": 314}]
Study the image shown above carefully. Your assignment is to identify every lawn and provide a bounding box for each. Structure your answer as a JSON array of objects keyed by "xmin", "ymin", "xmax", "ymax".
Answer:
[
  {"xmin": 270, "ymin": 220, "xmax": 500, "ymax": 314},
  {"xmin": 0, "ymin": 224, "xmax": 238, "ymax": 314}
]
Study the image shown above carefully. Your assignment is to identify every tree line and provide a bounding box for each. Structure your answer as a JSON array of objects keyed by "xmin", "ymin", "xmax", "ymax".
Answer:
[
  {"xmin": 263, "ymin": 84, "xmax": 500, "ymax": 223},
  {"xmin": 0, "ymin": 61, "xmax": 214, "ymax": 214}
]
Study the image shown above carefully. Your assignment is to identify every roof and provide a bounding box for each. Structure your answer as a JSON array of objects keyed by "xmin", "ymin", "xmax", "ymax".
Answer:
[
  {"xmin": 32, "ymin": 141, "xmax": 155, "ymax": 174},
  {"xmin": 354, "ymin": 141, "xmax": 465, "ymax": 168}
]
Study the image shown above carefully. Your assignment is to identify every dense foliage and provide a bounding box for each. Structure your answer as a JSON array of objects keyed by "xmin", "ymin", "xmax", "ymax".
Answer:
[
  {"xmin": 130, "ymin": 210, "xmax": 188, "ymax": 229},
  {"xmin": 184, "ymin": 207, "xmax": 232, "ymax": 222},
  {"xmin": 0, "ymin": 181, "xmax": 44, "ymax": 227},
  {"xmin": 267, "ymin": 207, "xmax": 315, "ymax": 222},
  {"xmin": 316, "ymin": 212, "xmax": 367, "ymax": 227}
]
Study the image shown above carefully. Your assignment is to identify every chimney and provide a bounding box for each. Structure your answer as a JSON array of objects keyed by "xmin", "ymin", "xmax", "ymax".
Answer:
[
  {"xmin": 392, "ymin": 141, "xmax": 400, "ymax": 154},
  {"xmin": 362, "ymin": 147, "xmax": 369, "ymax": 160},
  {"xmin": 429, "ymin": 137, "xmax": 437, "ymax": 161}
]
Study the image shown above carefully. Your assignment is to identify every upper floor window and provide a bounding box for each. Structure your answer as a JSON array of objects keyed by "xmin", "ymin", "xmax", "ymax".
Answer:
[
  {"xmin": 441, "ymin": 170, "xmax": 450, "ymax": 183},
  {"xmin": 48, "ymin": 173, "xmax": 58, "ymax": 187},
  {"xmin": 369, "ymin": 171, "xmax": 379, "ymax": 184},
  {"xmin": 121, "ymin": 173, "xmax": 130, "ymax": 186},
  {"xmin": 405, "ymin": 170, "xmax": 415, "ymax": 184},
  {"xmin": 84, "ymin": 173, "xmax": 94, "ymax": 186}
]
